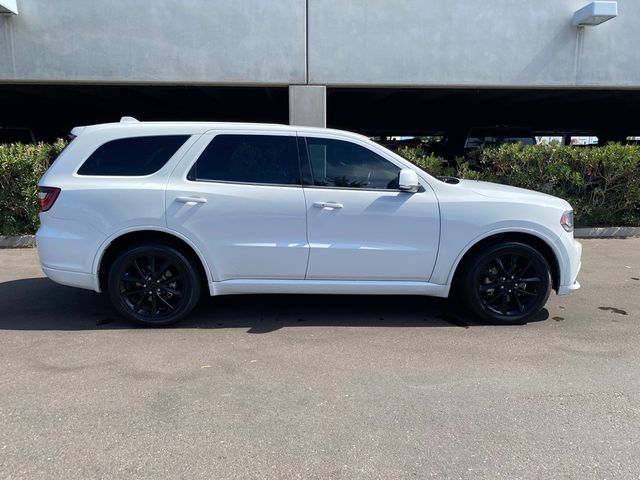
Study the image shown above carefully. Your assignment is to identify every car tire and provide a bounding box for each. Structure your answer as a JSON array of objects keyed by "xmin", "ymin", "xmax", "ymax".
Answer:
[
  {"xmin": 107, "ymin": 243, "xmax": 201, "ymax": 326},
  {"xmin": 461, "ymin": 242, "xmax": 552, "ymax": 325}
]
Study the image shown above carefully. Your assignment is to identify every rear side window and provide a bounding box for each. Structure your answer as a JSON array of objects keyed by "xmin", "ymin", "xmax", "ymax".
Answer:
[
  {"xmin": 77, "ymin": 135, "xmax": 189, "ymax": 176},
  {"xmin": 189, "ymin": 134, "xmax": 301, "ymax": 185}
]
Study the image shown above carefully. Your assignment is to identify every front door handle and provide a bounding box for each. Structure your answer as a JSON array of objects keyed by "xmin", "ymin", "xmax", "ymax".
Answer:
[
  {"xmin": 313, "ymin": 201, "xmax": 343, "ymax": 209},
  {"xmin": 175, "ymin": 196, "xmax": 207, "ymax": 205}
]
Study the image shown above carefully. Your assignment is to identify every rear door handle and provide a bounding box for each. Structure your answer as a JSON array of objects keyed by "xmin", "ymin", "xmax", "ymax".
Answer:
[
  {"xmin": 313, "ymin": 201, "xmax": 343, "ymax": 209},
  {"xmin": 175, "ymin": 196, "xmax": 207, "ymax": 205}
]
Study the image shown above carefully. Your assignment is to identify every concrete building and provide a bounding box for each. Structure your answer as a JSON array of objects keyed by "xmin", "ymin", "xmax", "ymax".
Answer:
[{"xmin": 0, "ymin": 0, "xmax": 638, "ymax": 141}]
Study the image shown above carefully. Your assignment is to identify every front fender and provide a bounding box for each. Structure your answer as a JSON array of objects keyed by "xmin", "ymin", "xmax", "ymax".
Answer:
[{"xmin": 431, "ymin": 222, "xmax": 568, "ymax": 287}]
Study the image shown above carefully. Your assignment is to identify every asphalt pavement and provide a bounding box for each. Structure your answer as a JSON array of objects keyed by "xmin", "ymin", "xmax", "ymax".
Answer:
[{"xmin": 0, "ymin": 239, "xmax": 639, "ymax": 479}]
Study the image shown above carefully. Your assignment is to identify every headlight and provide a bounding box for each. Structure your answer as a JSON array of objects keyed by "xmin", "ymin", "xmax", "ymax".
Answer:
[{"xmin": 560, "ymin": 210, "xmax": 574, "ymax": 232}]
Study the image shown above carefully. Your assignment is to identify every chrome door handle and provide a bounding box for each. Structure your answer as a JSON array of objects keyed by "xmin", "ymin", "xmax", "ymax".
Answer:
[
  {"xmin": 313, "ymin": 201, "xmax": 343, "ymax": 209},
  {"xmin": 175, "ymin": 196, "xmax": 207, "ymax": 205}
]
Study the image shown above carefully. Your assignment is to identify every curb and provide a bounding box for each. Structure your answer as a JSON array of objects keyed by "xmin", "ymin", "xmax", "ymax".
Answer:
[
  {"xmin": 0, "ymin": 235, "xmax": 36, "ymax": 248},
  {"xmin": 574, "ymin": 227, "xmax": 640, "ymax": 239},
  {"xmin": 0, "ymin": 228, "xmax": 639, "ymax": 248}
]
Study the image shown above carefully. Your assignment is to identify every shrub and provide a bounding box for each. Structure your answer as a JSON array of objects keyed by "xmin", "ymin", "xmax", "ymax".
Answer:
[
  {"xmin": 396, "ymin": 146, "xmax": 455, "ymax": 177},
  {"xmin": 399, "ymin": 143, "xmax": 640, "ymax": 227},
  {"xmin": 0, "ymin": 140, "xmax": 67, "ymax": 235},
  {"xmin": 1, "ymin": 141, "xmax": 638, "ymax": 235}
]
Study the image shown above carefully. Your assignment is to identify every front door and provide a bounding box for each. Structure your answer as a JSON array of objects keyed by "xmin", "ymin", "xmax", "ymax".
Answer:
[{"xmin": 300, "ymin": 135, "xmax": 440, "ymax": 281}]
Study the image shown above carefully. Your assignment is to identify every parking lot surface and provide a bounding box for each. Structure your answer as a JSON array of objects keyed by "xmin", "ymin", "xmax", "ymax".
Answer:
[{"xmin": 1, "ymin": 239, "xmax": 639, "ymax": 479}]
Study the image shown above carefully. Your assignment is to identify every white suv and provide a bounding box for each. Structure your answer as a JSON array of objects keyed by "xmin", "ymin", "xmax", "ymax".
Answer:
[{"xmin": 36, "ymin": 118, "xmax": 581, "ymax": 326}]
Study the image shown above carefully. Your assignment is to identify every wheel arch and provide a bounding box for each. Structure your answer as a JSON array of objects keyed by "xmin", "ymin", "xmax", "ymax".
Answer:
[
  {"xmin": 94, "ymin": 227, "xmax": 212, "ymax": 294},
  {"xmin": 449, "ymin": 231, "xmax": 561, "ymax": 294}
]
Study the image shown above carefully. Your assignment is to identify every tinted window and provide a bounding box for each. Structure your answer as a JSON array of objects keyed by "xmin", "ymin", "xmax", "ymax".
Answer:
[
  {"xmin": 304, "ymin": 137, "xmax": 400, "ymax": 189},
  {"xmin": 190, "ymin": 134, "xmax": 300, "ymax": 185},
  {"xmin": 77, "ymin": 135, "xmax": 189, "ymax": 176}
]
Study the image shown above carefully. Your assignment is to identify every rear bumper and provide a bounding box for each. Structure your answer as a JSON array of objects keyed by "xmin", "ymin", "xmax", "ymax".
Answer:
[
  {"xmin": 41, "ymin": 265, "xmax": 99, "ymax": 291},
  {"xmin": 36, "ymin": 216, "xmax": 106, "ymax": 292}
]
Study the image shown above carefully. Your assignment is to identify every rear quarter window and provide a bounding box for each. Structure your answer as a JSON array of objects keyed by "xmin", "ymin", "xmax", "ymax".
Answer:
[{"xmin": 77, "ymin": 135, "xmax": 189, "ymax": 176}]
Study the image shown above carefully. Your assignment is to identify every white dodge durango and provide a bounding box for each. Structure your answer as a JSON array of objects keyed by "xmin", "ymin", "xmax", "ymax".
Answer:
[{"xmin": 36, "ymin": 118, "xmax": 581, "ymax": 326}]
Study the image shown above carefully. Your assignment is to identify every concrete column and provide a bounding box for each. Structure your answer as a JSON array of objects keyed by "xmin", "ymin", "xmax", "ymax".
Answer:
[{"xmin": 289, "ymin": 85, "xmax": 326, "ymax": 128}]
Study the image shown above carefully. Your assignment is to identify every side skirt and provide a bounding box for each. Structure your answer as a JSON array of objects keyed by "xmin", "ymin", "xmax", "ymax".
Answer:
[{"xmin": 209, "ymin": 279, "xmax": 451, "ymax": 298}]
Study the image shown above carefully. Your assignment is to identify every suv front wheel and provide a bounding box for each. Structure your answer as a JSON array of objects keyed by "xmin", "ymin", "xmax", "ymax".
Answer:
[
  {"xmin": 107, "ymin": 243, "xmax": 201, "ymax": 326},
  {"xmin": 461, "ymin": 242, "xmax": 552, "ymax": 324}
]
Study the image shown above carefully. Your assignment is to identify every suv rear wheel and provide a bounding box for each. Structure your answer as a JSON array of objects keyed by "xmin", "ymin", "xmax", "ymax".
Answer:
[
  {"xmin": 461, "ymin": 242, "xmax": 552, "ymax": 324},
  {"xmin": 107, "ymin": 243, "xmax": 201, "ymax": 326}
]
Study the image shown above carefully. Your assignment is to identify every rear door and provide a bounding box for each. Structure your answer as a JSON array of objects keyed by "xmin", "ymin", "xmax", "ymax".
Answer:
[{"xmin": 166, "ymin": 130, "xmax": 309, "ymax": 281}]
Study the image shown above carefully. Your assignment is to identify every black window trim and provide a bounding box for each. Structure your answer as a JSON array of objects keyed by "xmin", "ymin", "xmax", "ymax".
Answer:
[
  {"xmin": 297, "ymin": 136, "xmax": 314, "ymax": 186},
  {"xmin": 186, "ymin": 177, "xmax": 304, "ymax": 189},
  {"xmin": 185, "ymin": 132, "xmax": 304, "ymax": 187}
]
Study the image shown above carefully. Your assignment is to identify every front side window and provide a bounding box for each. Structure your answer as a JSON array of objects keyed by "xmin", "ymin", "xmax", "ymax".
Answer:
[
  {"xmin": 189, "ymin": 134, "xmax": 301, "ymax": 185},
  {"xmin": 77, "ymin": 135, "xmax": 189, "ymax": 176},
  {"xmin": 304, "ymin": 137, "xmax": 401, "ymax": 190}
]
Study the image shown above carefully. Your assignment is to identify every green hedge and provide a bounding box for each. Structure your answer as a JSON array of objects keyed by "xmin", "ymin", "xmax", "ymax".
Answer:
[
  {"xmin": 0, "ymin": 141, "xmax": 67, "ymax": 235},
  {"xmin": 398, "ymin": 143, "xmax": 640, "ymax": 227},
  {"xmin": 0, "ymin": 141, "xmax": 638, "ymax": 234}
]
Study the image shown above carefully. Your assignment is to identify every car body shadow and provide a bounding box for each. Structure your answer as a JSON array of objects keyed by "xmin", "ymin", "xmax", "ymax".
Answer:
[{"xmin": 0, "ymin": 277, "xmax": 549, "ymax": 332}]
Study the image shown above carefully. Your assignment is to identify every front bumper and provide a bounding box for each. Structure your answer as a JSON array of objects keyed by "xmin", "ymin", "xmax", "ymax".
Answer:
[
  {"xmin": 558, "ymin": 280, "xmax": 581, "ymax": 296},
  {"xmin": 555, "ymin": 233, "xmax": 582, "ymax": 295}
]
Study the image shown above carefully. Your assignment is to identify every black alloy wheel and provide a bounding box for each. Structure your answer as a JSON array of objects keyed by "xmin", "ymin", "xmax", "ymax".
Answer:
[
  {"xmin": 462, "ymin": 242, "xmax": 552, "ymax": 324},
  {"xmin": 107, "ymin": 243, "xmax": 201, "ymax": 326}
]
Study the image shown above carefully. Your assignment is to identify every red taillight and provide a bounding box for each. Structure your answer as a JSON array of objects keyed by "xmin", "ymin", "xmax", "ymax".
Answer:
[{"xmin": 36, "ymin": 186, "xmax": 61, "ymax": 212}]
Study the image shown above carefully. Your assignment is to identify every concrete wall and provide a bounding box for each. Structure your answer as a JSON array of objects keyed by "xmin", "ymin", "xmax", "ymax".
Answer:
[
  {"xmin": 309, "ymin": 0, "xmax": 640, "ymax": 87},
  {"xmin": 0, "ymin": 0, "xmax": 306, "ymax": 84},
  {"xmin": 0, "ymin": 0, "xmax": 639, "ymax": 88}
]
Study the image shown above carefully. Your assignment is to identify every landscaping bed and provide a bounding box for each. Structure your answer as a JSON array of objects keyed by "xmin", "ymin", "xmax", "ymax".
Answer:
[{"xmin": 0, "ymin": 140, "xmax": 639, "ymax": 235}]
